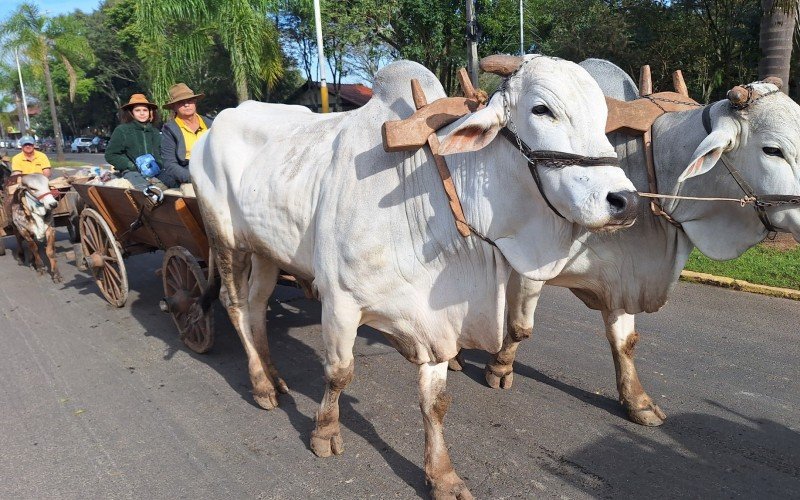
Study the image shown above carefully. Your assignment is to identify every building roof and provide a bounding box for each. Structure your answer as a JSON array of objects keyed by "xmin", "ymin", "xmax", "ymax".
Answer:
[
  {"xmin": 10, "ymin": 105, "xmax": 41, "ymax": 116},
  {"xmin": 288, "ymin": 81, "xmax": 373, "ymax": 107},
  {"xmin": 336, "ymin": 83, "xmax": 373, "ymax": 107}
]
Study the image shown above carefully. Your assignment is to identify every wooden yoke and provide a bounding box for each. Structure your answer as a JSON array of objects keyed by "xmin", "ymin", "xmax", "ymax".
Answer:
[
  {"xmin": 382, "ymin": 68, "xmax": 485, "ymax": 152},
  {"xmin": 605, "ymin": 65, "xmax": 698, "ymax": 135},
  {"xmin": 381, "ymin": 68, "xmax": 486, "ymax": 237},
  {"xmin": 607, "ymin": 65, "xmax": 699, "ymax": 223}
]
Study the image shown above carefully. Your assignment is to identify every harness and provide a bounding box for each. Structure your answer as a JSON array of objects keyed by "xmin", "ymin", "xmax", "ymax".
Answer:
[
  {"xmin": 383, "ymin": 61, "xmax": 622, "ymax": 248},
  {"xmin": 699, "ymin": 105, "xmax": 800, "ymax": 234},
  {"xmin": 637, "ymin": 85, "xmax": 800, "ymax": 236},
  {"xmin": 497, "ymin": 68, "xmax": 619, "ymax": 220}
]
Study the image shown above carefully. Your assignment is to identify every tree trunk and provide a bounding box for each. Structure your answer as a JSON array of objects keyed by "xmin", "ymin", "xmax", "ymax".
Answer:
[
  {"xmin": 759, "ymin": 0, "xmax": 795, "ymax": 94},
  {"xmin": 236, "ymin": 71, "xmax": 249, "ymax": 103},
  {"xmin": 42, "ymin": 55, "xmax": 65, "ymax": 161}
]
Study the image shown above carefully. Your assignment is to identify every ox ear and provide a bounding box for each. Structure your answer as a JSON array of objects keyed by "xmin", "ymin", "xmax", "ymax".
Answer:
[
  {"xmin": 678, "ymin": 121, "xmax": 737, "ymax": 183},
  {"xmin": 439, "ymin": 99, "xmax": 506, "ymax": 155}
]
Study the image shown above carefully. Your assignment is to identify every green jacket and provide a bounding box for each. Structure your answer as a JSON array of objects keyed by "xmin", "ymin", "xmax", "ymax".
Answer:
[{"xmin": 104, "ymin": 121, "xmax": 162, "ymax": 173}]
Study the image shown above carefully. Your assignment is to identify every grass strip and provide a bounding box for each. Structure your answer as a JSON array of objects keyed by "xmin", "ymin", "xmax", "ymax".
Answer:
[{"xmin": 684, "ymin": 245, "xmax": 800, "ymax": 290}]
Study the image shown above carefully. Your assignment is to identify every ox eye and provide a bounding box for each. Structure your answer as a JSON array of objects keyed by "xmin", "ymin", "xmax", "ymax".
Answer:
[
  {"xmin": 531, "ymin": 105, "xmax": 553, "ymax": 117},
  {"xmin": 763, "ymin": 147, "xmax": 784, "ymax": 158}
]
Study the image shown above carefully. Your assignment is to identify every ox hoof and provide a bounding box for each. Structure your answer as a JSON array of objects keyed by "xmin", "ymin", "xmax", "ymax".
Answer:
[
  {"xmin": 447, "ymin": 356, "xmax": 464, "ymax": 372},
  {"xmin": 430, "ymin": 471, "xmax": 474, "ymax": 500},
  {"xmin": 310, "ymin": 430, "xmax": 344, "ymax": 457},
  {"xmin": 52, "ymin": 273, "xmax": 63, "ymax": 284},
  {"xmin": 485, "ymin": 365, "xmax": 514, "ymax": 390},
  {"xmin": 626, "ymin": 401, "xmax": 666, "ymax": 426},
  {"xmin": 253, "ymin": 391, "xmax": 279, "ymax": 410}
]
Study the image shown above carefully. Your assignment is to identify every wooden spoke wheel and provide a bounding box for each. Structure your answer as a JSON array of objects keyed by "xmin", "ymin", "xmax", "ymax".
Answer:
[
  {"xmin": 80, "ymin": 208, "xmax": 128, "ymax": 307},
  {"xmin": 162, "ymin": 246, "xmax": 214, "ymax": 353}
]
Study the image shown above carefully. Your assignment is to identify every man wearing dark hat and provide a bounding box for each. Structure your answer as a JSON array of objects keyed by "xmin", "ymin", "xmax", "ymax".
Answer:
[
  {"xmin": 159, "ymin": 83, "xmax": 214, "ymax": 188},
  {"xmin": 11, "ymin": 136, "xmax": 51, "ymax": 178},
  {"xmin": 105, "ymin": 93, "xmax": 163, "ymax": 190}
]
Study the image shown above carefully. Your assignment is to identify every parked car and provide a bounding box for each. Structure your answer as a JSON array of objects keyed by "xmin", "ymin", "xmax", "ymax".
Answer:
[
  {"xmin": 70, "ymin": 137, "xmax": 94, "ymax": 153},
  {"xmin": 90, "ymin": 136, "xmax": 110, "ymax": 153}
]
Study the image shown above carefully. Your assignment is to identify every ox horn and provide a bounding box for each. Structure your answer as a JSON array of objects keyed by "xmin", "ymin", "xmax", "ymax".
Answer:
[
  {"xmin": 727, "ymin": 85, "xmax": 749, "ymax": 107},
  {"xmin": 480, "ymin": 54, "xmax": 524, "ymax": 77},
  {"xmin": 763, "ymin": 76, "xmax": 783, "ymax": 89}
]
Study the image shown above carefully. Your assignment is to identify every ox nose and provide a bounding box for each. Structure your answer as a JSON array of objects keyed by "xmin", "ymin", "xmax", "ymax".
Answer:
[{"xmin": 606, "ymin": 190, "xmax": 639, "ymax": 223}]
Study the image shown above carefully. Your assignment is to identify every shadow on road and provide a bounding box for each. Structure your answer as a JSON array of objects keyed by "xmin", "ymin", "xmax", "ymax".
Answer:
[
  {"xmin": 457, "ymin": 348, "xmax": 628, "ymax": 420},
  {"xmin": 123, "ymin": 269, "xmax": 427, "ymax": 497},
  {"xmin": 545, "ymin": 404, "xmax": 800, "ymax": 497}
]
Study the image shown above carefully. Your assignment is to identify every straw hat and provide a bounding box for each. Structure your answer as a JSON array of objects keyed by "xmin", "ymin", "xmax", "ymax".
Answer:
[
  {"xmin": 163, "ymin": 83, "xmax": 205, "ymax": 108},
  {"xmin": 121, "ymin": 93, "xmax": 158, "ymax": 110}
]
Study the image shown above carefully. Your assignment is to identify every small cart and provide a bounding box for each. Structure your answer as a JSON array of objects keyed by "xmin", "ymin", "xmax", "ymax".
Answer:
[{"xmin": 71, "ymin": 182, "xmax": 215, "ymax": 353}]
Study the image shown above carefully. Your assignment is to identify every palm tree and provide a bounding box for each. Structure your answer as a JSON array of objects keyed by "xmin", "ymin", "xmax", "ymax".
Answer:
[
  {"xmin": 136, "ymin": 0, "xmax": 283, "ymax": 105},
  {"xmin": 2, "ymin": 3, "xmax": 93, "ymax": 161},
  {"xmin": 760, "ymin": 0, "xmax": 797, "ymax": 94}
]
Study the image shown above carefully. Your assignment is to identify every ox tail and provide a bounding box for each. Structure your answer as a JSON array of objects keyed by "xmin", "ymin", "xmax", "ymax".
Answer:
[{"xmin": 199, "ymin": 248, "xmax": 221, "ymax": 313}]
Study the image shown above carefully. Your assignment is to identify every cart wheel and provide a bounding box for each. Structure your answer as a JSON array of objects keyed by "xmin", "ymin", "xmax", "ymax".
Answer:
[
  {"xmin": 80, "ymin": 208, "xmax": 128, "ymax": 307},
  {"xmin": 161, "ymin": 246, "xmax": 214, "ymax": 353}
]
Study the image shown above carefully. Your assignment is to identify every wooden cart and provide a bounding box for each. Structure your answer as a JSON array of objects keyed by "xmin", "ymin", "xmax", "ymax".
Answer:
[{"xmin": 71, "ymin": 181, "xmax": 215, "ymax": 353}]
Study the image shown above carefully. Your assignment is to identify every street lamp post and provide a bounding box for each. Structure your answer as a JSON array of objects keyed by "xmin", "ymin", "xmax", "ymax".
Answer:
[
  {"xmin": 15, "ymin": 49, "xmax": 31, "ymax": 133},
  {"xmin": 519, "ymin": 0, "xmax": 524, "ymax": 55},
  {"xmin": 313, "ymin": 0, "xmax": 329, "ymax": 113}
]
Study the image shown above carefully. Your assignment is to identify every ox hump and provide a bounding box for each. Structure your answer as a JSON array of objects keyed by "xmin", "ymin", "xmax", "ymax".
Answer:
[{"xmin": 372, "ymin": 60, "xmax": 447, "ymax": 117}]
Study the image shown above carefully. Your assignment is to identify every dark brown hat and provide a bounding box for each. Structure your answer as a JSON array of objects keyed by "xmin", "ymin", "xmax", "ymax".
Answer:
[
  {"xmin": 121, "ymin": 93, "xmax": 158, "ymax": 110},
  {"xmin": 163, "ymin": 83, "xmax": 205, "ymax": 108}
]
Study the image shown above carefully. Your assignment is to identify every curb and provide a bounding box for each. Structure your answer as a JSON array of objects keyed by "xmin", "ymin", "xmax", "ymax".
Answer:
[{"xmin": 680, "ymin": 270, "xmax": 800, "ymax": 301}]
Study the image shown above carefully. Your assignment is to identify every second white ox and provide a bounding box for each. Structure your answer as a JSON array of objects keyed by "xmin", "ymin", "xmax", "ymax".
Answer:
[
  {"xmin": 481, "ymin": 59, "xmax": 800, "ymax": 428},
  {"xmin": 190, "ymin": 56, "xmax": 637, "ymax": 498}
]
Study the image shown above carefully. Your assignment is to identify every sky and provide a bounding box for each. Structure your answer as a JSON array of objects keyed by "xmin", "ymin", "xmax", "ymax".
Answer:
[{"xmin": 2, "ymin": 0, "xmax": 102, "ymax": 20}]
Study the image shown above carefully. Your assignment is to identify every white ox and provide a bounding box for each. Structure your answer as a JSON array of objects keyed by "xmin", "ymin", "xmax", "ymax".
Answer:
[
  {"xmin": 481, "ymin": 59, "xmax": 800, "ymax": 427},
  {"xmin": 190, "ymin": 57, "xmax": 638, "ymax": 498}
]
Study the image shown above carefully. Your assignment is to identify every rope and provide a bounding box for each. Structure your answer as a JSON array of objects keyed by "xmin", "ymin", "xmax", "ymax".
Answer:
[{"xmin": 638, "ymin": 192, "xmax": 757, "ymax": 207}]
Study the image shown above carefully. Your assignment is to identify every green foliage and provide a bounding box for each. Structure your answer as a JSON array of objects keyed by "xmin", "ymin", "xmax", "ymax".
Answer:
[
  {"xmin": 685, "ymin": 246, "xmax": 800, "ymax": 290},
  {"xmin": 0, "ymin": 0, "xmax": 790, "ymax": 139},
  {"xmin": 136, "ymin": 0, "xmax": 283, "ymax": 105},
  {"xmin": 384, "ymin": 0, "xmax": 467, "ymax": 92}
]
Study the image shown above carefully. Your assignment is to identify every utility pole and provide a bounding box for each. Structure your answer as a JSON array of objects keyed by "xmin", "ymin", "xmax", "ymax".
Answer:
[
  {"xmin": 14, "ymin": 49, "xmax": 30, "ymax": 133},
  {"xmin": 465, "ymin": 0, "xmax": 479, "ymax": 86},
  {"xmin": 313, "ymin": 0, "xmax": 329, "ymax": 113},
  {"xmin": 519, "ymin": 0, "xmax": 524, "ymax": 55}
]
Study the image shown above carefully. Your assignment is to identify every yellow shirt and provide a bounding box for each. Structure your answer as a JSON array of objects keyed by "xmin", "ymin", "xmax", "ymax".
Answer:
[
  {"xmin": 11, "ymin": 150, "xmax": 51, "ymax": 175},
  {"xmin": 175, "ymin": 116, "xmax": 209, "ymax": 160}
]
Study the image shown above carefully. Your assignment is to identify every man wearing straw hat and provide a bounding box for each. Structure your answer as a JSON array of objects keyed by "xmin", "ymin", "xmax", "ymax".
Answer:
[{"xmin": 159, "ymin": 83, "xmax": 214, "ymax": 188}]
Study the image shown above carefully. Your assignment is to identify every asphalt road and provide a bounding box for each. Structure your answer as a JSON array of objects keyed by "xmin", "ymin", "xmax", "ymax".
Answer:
[{"xmin": 0, "ymin": 231, "xmax": 798, "ymax": 499}]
